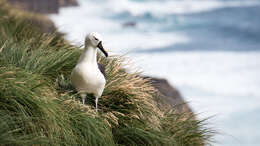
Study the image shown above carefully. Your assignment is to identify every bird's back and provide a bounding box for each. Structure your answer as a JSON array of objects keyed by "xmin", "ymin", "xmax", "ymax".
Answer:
[{"xmin": 98, "ymin": 63, "xmax": 106, "ymax": 79}]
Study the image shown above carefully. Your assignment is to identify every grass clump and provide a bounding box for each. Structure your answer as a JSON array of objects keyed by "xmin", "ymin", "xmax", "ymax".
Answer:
[{"xmin": 0, "ymin": 1, "xmax": 214, "ymax": 146}]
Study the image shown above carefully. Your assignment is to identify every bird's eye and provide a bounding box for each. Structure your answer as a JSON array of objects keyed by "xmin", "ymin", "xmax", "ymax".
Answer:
[{"xmin": 93, "ymin": 37, "xmax": 98, "ymax": 41}]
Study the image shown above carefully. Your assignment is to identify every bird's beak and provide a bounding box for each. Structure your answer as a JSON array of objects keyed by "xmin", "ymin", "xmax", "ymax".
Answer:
[{"xmin": 97, "ymin": 41, "xmax": 108, "ymax": 57}]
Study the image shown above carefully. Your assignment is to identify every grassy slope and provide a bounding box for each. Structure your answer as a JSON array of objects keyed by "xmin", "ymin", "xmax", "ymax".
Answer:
[{"xmin": 0, "ymin": 1, "xmax": 214, "ymax": 146}]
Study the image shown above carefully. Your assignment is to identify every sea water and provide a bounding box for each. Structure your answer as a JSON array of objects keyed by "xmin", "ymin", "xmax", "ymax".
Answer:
[{"xmin": 49, "ymin": 0, "xmax": 260, "ymax": 145}]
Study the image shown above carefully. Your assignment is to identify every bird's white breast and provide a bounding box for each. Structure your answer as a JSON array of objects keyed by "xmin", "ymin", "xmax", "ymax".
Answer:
[{"xmin": 71, "ymin": 63, "xmax": 106, "ymax": 96}]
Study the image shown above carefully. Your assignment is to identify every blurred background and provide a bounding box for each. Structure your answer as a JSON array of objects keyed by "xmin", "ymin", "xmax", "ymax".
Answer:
[{"xmin": 8, "ymin": 0, "xmax": 260, "ymax": 145}]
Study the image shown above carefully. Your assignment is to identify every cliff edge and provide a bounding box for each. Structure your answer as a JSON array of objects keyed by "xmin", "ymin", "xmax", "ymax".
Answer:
[{"xmin": 7, "ymin": 0, "xmax": 78, "ymax": 14}]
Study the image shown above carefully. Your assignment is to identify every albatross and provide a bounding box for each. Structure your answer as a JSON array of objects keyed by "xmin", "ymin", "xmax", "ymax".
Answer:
[{"xmin": 71, "ymin": 32, "xmax": 108, "ymax": 112}]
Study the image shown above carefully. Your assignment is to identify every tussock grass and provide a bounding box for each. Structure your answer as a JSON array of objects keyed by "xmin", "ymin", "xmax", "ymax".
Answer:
[{"xmin": 0, "ymin": 1, "xmax": 214, "ymax": 145}]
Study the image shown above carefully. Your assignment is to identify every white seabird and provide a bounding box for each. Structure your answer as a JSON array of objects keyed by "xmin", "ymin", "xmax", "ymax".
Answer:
[{"xmin": 71, "ymin": 32, "xmax": 108, "ymax": 112}]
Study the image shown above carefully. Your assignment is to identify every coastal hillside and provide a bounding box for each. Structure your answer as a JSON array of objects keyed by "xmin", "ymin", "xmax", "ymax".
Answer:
[
  {"xmin": 7, "ymin": 0, "xmax": 78, "ymax": 13},
  {"xmin": 0, "ymin": 1, "xmax": 213, "ymax": 145}
]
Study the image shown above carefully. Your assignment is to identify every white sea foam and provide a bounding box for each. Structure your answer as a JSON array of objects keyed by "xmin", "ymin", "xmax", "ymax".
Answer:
[
  {"xmin": 50, "ymin": 11, "xmax": 189, "ymax": 51},
  {"xmin": 119, "ymin": 50, "xmax": 260, "ymax": 146},
  {"xmin": 106, "ymin": 0, "xmax": 260, "ymax": 16},
  {"xmin": 131, "ymin": 51, "xmax": 260, "ymax": 130},
  {"xmin": 50, "ymin": 8, "xmax": 189, "ymax": 51},
  {"xmin": 49, "ymin": 0, "xmax": 259, "ymax": 52}
]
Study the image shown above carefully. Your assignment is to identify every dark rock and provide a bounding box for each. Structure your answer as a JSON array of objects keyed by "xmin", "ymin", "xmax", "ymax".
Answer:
[
  {"xmin": 7, "ymin": 0, "xmax": 59, "ymax": 14},
  {"xmin": 59, "ymin": 0, "xmax": 78, "ymax": 7},
  {"xmin": 6, "ymin": 0, "xmax": 79, "ymax": 33},
  {"xmin": 122, "ymin": 22, "xmax": 137, "ymax": 28},
  {"xmin": 7, "ymin": 0, "xmax": 78, "ymax": 14},
  {"xmin": 145, "ymin": 76, "xmax": 193, "ymax": 113}
]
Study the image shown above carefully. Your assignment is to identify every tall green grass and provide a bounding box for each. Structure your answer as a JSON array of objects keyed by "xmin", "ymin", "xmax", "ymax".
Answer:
[{"xmin": 0, "ymin": 1, "xmax": 214, "ymax": 145}]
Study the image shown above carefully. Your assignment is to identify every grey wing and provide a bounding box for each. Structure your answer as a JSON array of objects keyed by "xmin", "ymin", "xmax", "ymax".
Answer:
[{"xmin": 98, "ymin": 63, "xmax": 106, "ymax": 79}]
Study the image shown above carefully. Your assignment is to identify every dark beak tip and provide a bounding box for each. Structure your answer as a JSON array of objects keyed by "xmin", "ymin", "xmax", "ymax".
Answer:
[{"xmin": 98, "ymin": 42, "xmax": 108, "ymax": 58}]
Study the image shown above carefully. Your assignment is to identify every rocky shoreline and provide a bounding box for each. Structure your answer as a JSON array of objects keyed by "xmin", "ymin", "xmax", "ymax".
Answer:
[{"xmin": 147, "ymin": 77, "xmax": 192, "ymax": 113}]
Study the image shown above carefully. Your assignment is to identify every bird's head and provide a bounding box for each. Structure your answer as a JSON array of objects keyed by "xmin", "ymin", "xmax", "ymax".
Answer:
[{"xmin": 85, "ymin": 32, "xmax": 108, "ymax": 57}]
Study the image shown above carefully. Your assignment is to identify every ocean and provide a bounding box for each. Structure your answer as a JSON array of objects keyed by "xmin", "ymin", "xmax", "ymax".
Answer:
[{"xmin": 49, "ymin": 0, "xmax": 260, "ymax": 145}]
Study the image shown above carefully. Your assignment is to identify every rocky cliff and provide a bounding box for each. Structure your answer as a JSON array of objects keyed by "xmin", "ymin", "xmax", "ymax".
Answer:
[
  {"xmin": 58, "ymin": 0, "xmax": 78, "ymax": 7},
  {"xmin": 7, "ymin": 0, "xmax": 78, "ymax": 14},
  {"xmin": 148, "ymin": 77, "xmax": 192, "ymax": 113}
]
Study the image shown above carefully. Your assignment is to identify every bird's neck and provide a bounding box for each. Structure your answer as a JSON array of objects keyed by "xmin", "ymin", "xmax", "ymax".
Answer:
[{"xmin": 78, "ymin": 46, "xmax": 97, "ymax": 65}]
